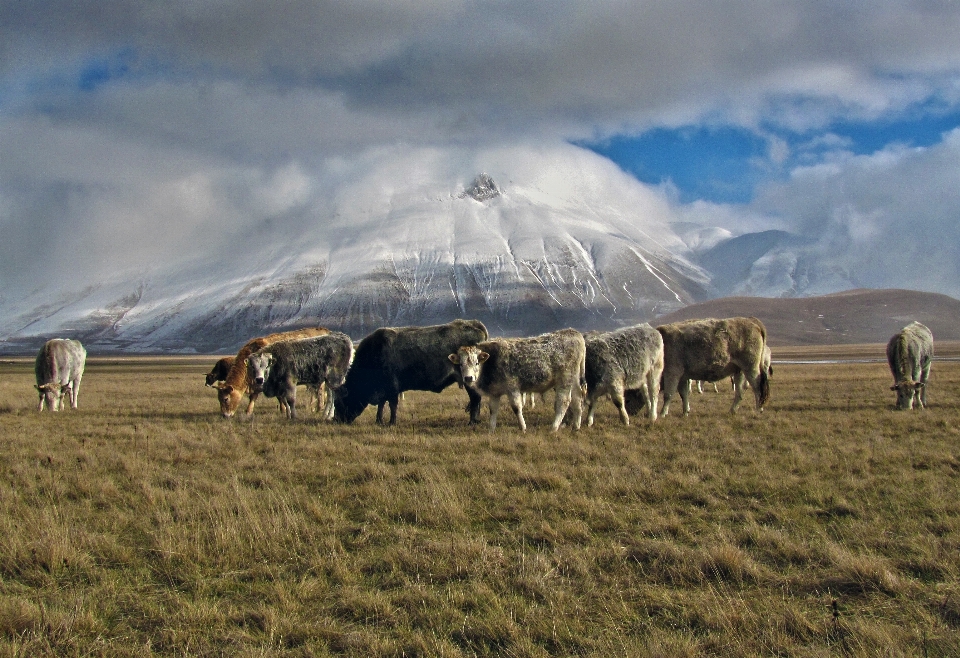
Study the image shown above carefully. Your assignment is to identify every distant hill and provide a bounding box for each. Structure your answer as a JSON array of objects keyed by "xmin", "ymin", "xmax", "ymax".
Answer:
[{"xmin": 653, "ymin": 289, "xmax": 960, "ymax": 346}]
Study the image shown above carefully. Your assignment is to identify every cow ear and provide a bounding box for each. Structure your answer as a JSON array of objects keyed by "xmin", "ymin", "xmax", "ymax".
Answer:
[
  {"xmin": 915, "ymin": 382, "xmax": 925, "ymax": 390},
  {"xmin": 478, "ymin": 351, "xmax": 490, "ymax": 363},
  {"xmin": 448, "ymin": 353, "xmax": 460, "ymax": 365},
  {"xmin": 890, "ymin": 385, "xmax": 898, "ymax": 391}
]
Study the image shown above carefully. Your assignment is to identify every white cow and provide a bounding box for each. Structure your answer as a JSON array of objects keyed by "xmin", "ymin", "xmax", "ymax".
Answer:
[
  {"xmin": 886, "ymin": 321, "xmax": 933, "ymax": 410},
  {"xmin": 35, "ymin": 338, "xmax": 86, "ymax": 412}
]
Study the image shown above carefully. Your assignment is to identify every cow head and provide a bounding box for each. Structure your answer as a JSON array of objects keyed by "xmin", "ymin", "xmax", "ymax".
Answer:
[
  {"xmin": 247, "ymin": 352, "xmax": 273, "ymax": 389},
  {"xmin": 332, "ymin": 385, "xmax": 365, "ymax": 424},
  {"xmin": 449, "ymin": 346, "xmax": 489, "ymax": 387},
  {"xmin": 890, "ymin": 380, "xmax": 923, "ymax": 410},
  {"xmin": 35, "ymin": 382, "xmax": 64, "ymax": 412},
  {"xmin": 215, "ymin": 383, "xmax": 242, "ymax": 418}
]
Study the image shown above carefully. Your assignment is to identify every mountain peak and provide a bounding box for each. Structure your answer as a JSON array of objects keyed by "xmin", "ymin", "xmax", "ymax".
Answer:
[{"xmin": 462, "ymin": 173, "xmax": 501, "ymax": 201}]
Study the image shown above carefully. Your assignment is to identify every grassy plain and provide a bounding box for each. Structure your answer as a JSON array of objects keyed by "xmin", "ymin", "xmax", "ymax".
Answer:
[{"xmin": 0, "ymin": 351, "xmax": 958, "ymax": 656}]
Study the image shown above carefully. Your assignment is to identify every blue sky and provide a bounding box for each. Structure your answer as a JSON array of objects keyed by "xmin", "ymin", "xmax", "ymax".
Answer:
[{"xmin": 584, "ymin": 107, "xmax": 960, "ymax": 204}]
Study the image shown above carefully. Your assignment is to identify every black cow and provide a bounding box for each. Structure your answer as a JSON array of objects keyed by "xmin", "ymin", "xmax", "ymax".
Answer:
[{"xmin": 333, "ymin": 319, "xmax": 488, "ymax": 425}]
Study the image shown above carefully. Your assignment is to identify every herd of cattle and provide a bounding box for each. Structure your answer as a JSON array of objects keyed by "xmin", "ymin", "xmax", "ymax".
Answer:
[{"xmin": 31, "ymin": 317, "xmax": 936, "ymax": 426}]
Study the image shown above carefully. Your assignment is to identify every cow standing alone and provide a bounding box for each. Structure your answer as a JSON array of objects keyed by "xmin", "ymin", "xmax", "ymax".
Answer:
[
  {"xmin": 35, "ymin": 338, "xmax": 86, "ymax": 412},
  {"xmin": 450, "ymin": 328, "xmax": 586, "ymax": 432},
  {"xmin": 334, "ymin": 320, "xmax": 488, "ymax": 425},
  {"xmin": 657, "ymin": 317, "xmax": 770, "ymax": 416},
  {"xmin": 887, "ymin": 321, "xmax": 933, "ymax": 410},
  {"xmin": 248, "ymin": 332, "xmax": 354, "ymax": 420},
  {"xmin": 583, "ymin": 323, "xmax": 663, "ymax": 425}
]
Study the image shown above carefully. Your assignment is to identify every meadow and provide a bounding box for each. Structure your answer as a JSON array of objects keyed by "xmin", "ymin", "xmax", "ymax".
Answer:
[{"xmin": 0, "ymin": 352, "xmax": 958, "ymax": 656}]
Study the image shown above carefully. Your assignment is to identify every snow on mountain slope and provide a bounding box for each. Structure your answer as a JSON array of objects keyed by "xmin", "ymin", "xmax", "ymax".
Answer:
[{"xmin": 0, "ymin": 145, "xmax": 710, "ymax": 353}]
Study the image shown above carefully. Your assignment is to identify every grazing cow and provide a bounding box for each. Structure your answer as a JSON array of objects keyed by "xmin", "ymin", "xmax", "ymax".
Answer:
[
  {"xmin": 247, "ymin": 332, "xmax": 354, "ymax": 420},
  {"xmin": 215, "ymin": 327, "xmax": 330, "ymax": 418},
  {"xmin": 657, "ymin": 317, "xmax": 770, "ymax": 416},
  {"xmin": 583, "ymin": 323, "xmax": 663, "ymax": 425},
  {"xmin": 204, "ymin": 356, "xmax": 235, "ymax": 387},
  {"xmin": 35, "ymin": 338, "xmax": 86, "ymax": 412},
  {"xmin": 886, "ymin": 321, "xmax": 933, "ymax": 410},
  {"xmin": 450, "ymin": 328, "xmax": 586, "ymax": 432},
  {"xmin": 334, "ymin": 319, "xmax": 488, "ymax": 425}
]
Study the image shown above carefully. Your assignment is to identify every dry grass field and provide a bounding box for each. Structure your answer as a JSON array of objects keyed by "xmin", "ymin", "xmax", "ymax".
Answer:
[{"xmin": 0, "ymin": 350, "xmax": 959, "ymax": 656}]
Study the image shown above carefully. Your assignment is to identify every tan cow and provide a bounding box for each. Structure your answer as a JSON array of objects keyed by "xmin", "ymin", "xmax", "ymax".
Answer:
[
  {"xmin": 215, "ymin": 327, "xmax": 330, "ymax": 418},
  {"xmin": 657, "ymin": 317, "xmax": 770, "ymax": 416}
]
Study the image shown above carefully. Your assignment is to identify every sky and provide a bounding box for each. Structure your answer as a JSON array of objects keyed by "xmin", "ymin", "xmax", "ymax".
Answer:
[{"xmin": 3, "ymin": 0, "xmax": 960, "ymax": 298}]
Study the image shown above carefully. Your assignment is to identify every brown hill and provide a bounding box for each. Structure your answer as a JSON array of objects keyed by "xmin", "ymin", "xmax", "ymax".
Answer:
[{"xmin": 653, "ymin": 289, "xmax": 960, "ymax": 346}]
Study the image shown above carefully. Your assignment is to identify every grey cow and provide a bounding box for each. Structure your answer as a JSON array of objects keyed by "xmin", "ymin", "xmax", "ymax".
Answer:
[
  {"xmin": 583, "ymin": 323, "xmax": 664, "ymax": 425},
  {"xmin": 247, "ymin": 332, "xmax": 354, "ymax": 420},
  {"xmin": 657, "ymin": 317, "xmax": 770, "ymax": 416},
  {"xmin": 35, "ymin": 338, "xmax": 86, "ymax": 412},
  {"xmin": 450, "ymin": 328, "xmax": 586, "ymax": 432},
  {"xmin": 886, "ymin": 321, "xmax": 933, "ymax": 410}
]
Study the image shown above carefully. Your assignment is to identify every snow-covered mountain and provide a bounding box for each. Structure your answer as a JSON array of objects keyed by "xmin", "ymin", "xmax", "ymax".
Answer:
[{"xmin": 0, "ymin": 148, "xmax": 711, "ymax": 353}]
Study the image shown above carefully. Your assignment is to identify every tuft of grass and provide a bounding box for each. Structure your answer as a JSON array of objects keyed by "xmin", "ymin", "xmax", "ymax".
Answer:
[{"xmin": 0, "ymin": 356, "xmax": 958, "ymax": 655}]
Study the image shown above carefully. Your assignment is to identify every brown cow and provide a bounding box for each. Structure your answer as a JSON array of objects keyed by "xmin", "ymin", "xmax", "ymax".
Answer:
[
  {"xmin": 215, "ymin": 327, "xmax": 330, "ymax": 418},
  {"xmin": 657, "ymin": 317, "xmax": 770, "ymax": 416},
  {"xmin": 204, "ymin": 356, "xmax": 235, "ymax": 387}
]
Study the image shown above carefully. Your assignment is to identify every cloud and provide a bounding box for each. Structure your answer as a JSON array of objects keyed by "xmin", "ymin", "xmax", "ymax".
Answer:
[
  {"xmin": 749, "ymin": 128, "xmax": 960, "ymax": 293},
  {"xmin": 3, "ymin": 1, "xmax": 960, "ymax": 300}
]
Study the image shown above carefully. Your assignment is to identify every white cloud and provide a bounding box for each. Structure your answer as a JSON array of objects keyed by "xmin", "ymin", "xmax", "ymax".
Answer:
[{"xmin": 3, "ymin": 1, "xmax": 960, "ymax": 300}]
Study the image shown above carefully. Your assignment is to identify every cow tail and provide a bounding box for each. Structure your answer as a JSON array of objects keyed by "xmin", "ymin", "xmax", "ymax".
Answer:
[{"xmin": 756, "ymin": 368, "xmax": 770, "ymax": 408}]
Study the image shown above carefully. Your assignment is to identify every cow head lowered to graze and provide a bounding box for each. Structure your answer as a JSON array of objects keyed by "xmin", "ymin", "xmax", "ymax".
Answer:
[
  {"xmin": 35, "ymin": 382, "xmax": 66, "ymax": 412},
  {"xmin": 333, "ymin": 319, "xmax": 488, "ymax": 426},
  {"xmin": 886, "ymin": 321, "xmax": 933, "ymax": 410},
  {"xmin": 34, "ymin": 338, "xmax": 86, "ymax": 412}
]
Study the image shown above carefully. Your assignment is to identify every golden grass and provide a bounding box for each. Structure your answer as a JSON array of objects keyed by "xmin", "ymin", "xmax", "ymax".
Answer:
[{"xmin": 0, "ymin": 356, "xmax": 958, "ymax": 656}]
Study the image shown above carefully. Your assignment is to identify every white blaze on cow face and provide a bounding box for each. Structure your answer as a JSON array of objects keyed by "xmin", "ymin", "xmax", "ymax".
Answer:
[
  {"xmin": 449, "ymin": 346, "xmax": 489, "ymax": 386},
  {"xmin": 247, "ymin": 353, "xmax": 273, "ymax": 388}
]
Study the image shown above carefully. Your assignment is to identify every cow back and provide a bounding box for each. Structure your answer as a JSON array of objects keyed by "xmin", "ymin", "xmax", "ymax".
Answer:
[
  {"xmin": 35, "ymin": 338, "xmax": 86, "ymax": 386},
  {"xmin": 475, "ymin": 328, "xmax": 585, "ymax": 393}
]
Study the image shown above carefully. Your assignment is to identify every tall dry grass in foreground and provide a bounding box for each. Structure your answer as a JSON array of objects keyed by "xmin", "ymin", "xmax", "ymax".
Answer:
[{"xmin": 0, "ymin": 356, "xmax": 958, "ymax": 656}]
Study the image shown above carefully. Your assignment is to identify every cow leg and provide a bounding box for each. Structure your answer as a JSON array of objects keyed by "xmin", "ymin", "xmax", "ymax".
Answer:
[
  {"xmin": 245, "ymin": 391, "xmax": 260, "ymax": 415},
  {"xmin": 70, "ymin": 378, "xmax": 81, "ymax": 409},
  {"xmin": 567, "ymin": 384, "xmax": 583, "ymax": 431},
  {"xmin": 323, "ymin": 385, "xmax": 336, "ymax": 420},
  {"xmin": 387, "ymin": 395, "xmax": 399, "ymax": 425},
  {"xmin": 678, "ymin": 377, "xmax": 692, "ymax": 416},
  {"xmin": 376, "ymin": 402, "xmax": 386, "ymax": 425},
  {"xmin": 730, "ymin": 372, "xmax": 746, "ymax": 413},
  {"xmin": 508, "ymin": 391, "xmax": 528, "ymax": 432},
  {"xmin": 552, "ymin": 387, "xmax": 573, "ymax": 432},
  {"xmin": 660, "ymin": 370, "xmax": 682, "ymax": 417},
  {"xmin": 488, "ymin": 396, "xmax": 502, "ymax": 431},
  {"xmin": 610, "ymin": 383, "xmax": 629, "ymax": 425},
  {"xmin": 645, "ymin": 368, "xmax": 660, "ymax": 422},
  {"xmin": 466, "ymin": 387, "xmax": 483, "ymax": 425},
  {"xmin": 585, "ymin": 389, "xmax": 598, "ymax": 427},
  {"xmin": 919, "ymin": 363, "xmax": 931, "ymax": 409}
]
